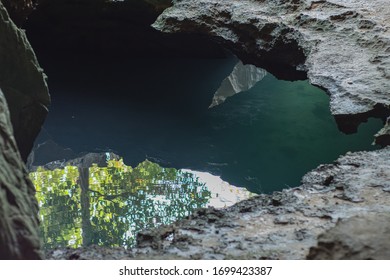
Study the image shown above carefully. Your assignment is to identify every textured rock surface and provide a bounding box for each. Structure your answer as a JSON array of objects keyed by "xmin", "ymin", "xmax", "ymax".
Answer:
[
  {"xmin": 0, "ymin": 88, "xmax": 42, "ymax": 259},
  {"xmin": 308, "ymin": 213, "xmax": 390, "ymax": 259},
  {"xmin": 152, "ymin": 0, "xmax": 390, "ymax": 136},
  {"xmin": 46, "ymin": 147, "xmax": 390, "ymax": 259},
  {"xmin": 0, "ymin": 1, "xmax": 50, "ymax": 161}
]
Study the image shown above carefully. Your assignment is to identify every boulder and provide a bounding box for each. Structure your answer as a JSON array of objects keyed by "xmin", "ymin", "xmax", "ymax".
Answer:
[{"xmin": 308, "ymin": 213, "xmax": 390, "ymax": 259}]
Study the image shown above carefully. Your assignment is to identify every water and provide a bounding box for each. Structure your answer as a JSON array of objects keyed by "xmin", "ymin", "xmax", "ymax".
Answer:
[
  {"xmin": 35, "ymin": 54, "xmax": 382, "ymax": 194},
  {"xmin": 30, "ymin": 159, "xmax": 254, "ymax": 249},
  {"xmin": 31, "ymin": 53, "xmax": 383, "ymax": 249}
]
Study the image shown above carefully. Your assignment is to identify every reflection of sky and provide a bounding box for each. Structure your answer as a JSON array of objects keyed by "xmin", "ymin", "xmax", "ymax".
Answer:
[{"xmin": 31, "ymin": 160, "xmax": 254, "ymax": 249}]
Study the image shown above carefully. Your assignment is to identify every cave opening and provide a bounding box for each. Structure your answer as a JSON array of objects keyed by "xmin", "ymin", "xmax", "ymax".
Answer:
[
  {"xmin": 23, "ymin": 0, "xmax": 384, "ymax": 249},
  {"xmin": 24, "ymin": 0, "xmax": 383, "ymax": 193}
]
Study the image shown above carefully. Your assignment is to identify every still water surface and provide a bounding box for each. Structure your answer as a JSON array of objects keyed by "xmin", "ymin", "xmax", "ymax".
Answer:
[
  {"xmin": 37, "ymin": 55, "xmax": 382, "ymax": 193},
  {"xmin": 32, "ymin": 54, "xmax": 382, "ymax": 248}
]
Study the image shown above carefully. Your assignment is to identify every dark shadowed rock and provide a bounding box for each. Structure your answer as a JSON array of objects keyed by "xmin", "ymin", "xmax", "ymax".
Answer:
[
  {"xmin": 0, "ymin": 0, "xmax": 48, "ymax": 259},
  {"xmin": 308, "ymin": 213, "xmax": 390, "ymax": 259},
  {"xmin": 0, "ymin": 1, "xmax": 50, "ymax": 161},
  {"xmin": 0, "ymin": 88, "xmax": 42, "ymax": 259}
]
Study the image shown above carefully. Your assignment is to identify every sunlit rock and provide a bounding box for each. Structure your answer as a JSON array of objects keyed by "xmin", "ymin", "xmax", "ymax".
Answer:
[{"xmin": 209, "ymin": 61, "xmax": 266, "ymax": 108}]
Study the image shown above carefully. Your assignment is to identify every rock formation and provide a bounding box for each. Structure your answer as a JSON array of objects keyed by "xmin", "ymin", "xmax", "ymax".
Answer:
[
  {"xmin": 0, "ymin": 88, "xmax": 42, "ymax": 259},
  {"xmin": 308, "ymin": 212, "xmax": 390, "ymax": 259},
  {"xmin": 1, "ymin": 0, "xmax": 389, "ymax": 260},
  {"xmin": 153, "ymin": 0, "xmax": 390, "ymax": 142},
  {"xmin": 0, "ymin": 0, "xmax": 50, "ymax": 161},
  {"xmin": 0, "ymin": 0, "xmax": 49, "ymax": 259}
]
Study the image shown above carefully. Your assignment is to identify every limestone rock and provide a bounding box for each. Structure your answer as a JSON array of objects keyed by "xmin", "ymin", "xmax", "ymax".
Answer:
[
  {"xmin": 152, "ymin": 0, "xmax": 390, "ymax": 139},
  {"xmin": 0, "ymin": 88, "xmax": 42, "ymax": 259},
  {"xmin": 0, "ymin": 1, "xmax": 50, "ymax": 161},
  {"xmin": 307, "ymin": 213, "xmax": 390, "ymax": 259}
]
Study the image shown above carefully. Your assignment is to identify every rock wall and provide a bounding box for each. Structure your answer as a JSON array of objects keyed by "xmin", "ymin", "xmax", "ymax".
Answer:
[
  {"xmin": 0, "ymin": 0, "xmax": 50, "ymax": 161},
  {"xmin": 0, "ymin": 88, "xmax": 42, "ymax": 259},
  {"xmin": 152, "ymin": 0, "xmax": 390, "ymax": 142},
  {"xmin": 0, "ymin": 0, "xmax": 49, "ymax": 259}
]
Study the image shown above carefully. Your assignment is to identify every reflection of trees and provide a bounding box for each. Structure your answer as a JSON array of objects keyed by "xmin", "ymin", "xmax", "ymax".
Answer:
[
  {"xmin": 30, "ymin": 159, "xmax": 210, "ymax": 249},
  {"xmin": 31, "ymin": 166, "xmax": 82, "ymax": 249}
]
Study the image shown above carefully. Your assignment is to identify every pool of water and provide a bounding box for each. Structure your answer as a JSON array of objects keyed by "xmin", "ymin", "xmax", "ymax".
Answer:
[
  {"xmin": 34, "ymin": 53, "xmax": 382, "ymax": 194},
  {"xmin": 30, "ymin": 159, "xmax": 254, "ymax": 249}
]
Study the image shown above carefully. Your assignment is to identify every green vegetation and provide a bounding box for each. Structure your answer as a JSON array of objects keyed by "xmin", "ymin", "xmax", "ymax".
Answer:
[{"xmin": 30, "ymin": 159, "xmax": 210, "ymax": 249}]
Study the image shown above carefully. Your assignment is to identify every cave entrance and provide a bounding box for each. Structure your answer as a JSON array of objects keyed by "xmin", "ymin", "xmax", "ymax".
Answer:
[
  {"xmin": 25, "ymin": 0, "xmax": 383, "ymax": 194},
  {"xmin": 24, "ymin": 0, "xmax": 382, "ymax": 249}
]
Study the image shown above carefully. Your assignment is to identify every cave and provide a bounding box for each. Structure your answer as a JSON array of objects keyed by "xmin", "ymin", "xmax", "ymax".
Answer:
[
  {"xmin": 1, "ymin": 0, "xmax": 390, "ymax": 260},
  {"xmin": 19, "ymin": 0, "xmax": 384, "ymax": 250}
]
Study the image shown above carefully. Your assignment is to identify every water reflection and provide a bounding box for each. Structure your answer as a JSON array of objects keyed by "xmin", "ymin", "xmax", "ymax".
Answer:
[
  {"xmin": 35, "ymin": 55, "xmax": 383, "ymax": 193},
  {"xmin": 30, "ymin": 159, "xmax": 254, "ymax": 249},
  {"xmin": 209, "ymin": 61, "xmax": 267, "ymax": 108}
]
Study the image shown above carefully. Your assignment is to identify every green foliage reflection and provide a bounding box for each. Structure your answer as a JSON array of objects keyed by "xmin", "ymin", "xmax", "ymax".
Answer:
[{"xmin": 30, "ymin": 159, "xmax": 210, "ymax": 249}]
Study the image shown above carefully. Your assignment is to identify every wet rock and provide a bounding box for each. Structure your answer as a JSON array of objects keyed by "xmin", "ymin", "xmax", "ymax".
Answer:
[
  {"xmin": 0, "ymin": 88, "xmax": 42, "ymax": 259},
  {"xmin": 153, "ymin": 0, "xmax": 390, "ymax": 141},
  {"xmin": 308, "ymin": 213, "xmax": 390, "ymax": 259},
  {"xmin": 0, "ymin": 1, "xmax": 50, "ymax": 161}
]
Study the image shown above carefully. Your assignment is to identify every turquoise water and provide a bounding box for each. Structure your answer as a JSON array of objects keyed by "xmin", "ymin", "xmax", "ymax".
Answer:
[{"xmin": 36, "ymin": 55, "xmax": 382, "ymax": 194}]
